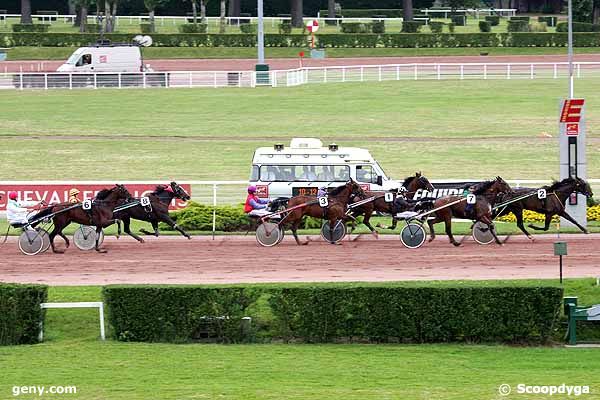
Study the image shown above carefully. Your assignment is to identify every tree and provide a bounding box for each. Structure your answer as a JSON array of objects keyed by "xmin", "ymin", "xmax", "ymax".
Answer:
[
  {"xmin": 20, "ymin": 0, "xmax": 32, "ymax": 24},
  {"xmin": 327, "ymin": 0, "xmax": 335, "ymax": 19},
  {"xmin": 103, "ymin": 0, "xmax": 122, "ymax": 33},
  {"xmin": 290, "ymin": 0, "xmax": 303, "ymax": 28},
  {"xmin": 200, "ymin": 0, "xmax": 207, "ymax": 22},
  {"xmin": 219, "ymin": 0, "xmax": 227, "ymax": 33},
  {"xmin": 184, "ymin": 0, "xmax": 198, "ymax": 24},
  {"xmin": 144, "ymin": 0, "xmax": 167, "ymax": 32},
  {"xmin": 75, "ymin": 0, "xmax": 95, "ymax": 32},
  {"xmin": 228, "ymin": 0, "xmax": 240, "ymax": 19},
  {"xmin": 402, "ymin": 0, "xmax": 413, "ymax": 21}
]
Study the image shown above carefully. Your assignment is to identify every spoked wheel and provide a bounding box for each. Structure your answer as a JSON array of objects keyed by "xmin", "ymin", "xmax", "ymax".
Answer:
[
  {"xmin": 256, "ymin": 222, "xmax": 283, "ymax": 247},
  {"xmin": 320, "ymin": 221, "xmax": 347, "ymax": 244},
  {"xmin": 74, "ymin": 225, "xmax": 103, "ymax": 251},
  {"xmin": 18, "ymin": 230, "xmax": 44, "ymax": 256},
  {"xmin": 400, "ymin": 222, "xmax": 427, "ymax": 249},
  {"xmin": 472, "ymin": 221, "xmax": 496, "ymax": 245}
]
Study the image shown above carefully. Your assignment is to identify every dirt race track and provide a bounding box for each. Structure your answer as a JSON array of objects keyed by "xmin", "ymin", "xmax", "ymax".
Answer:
[{"xmin": 0, "ymin": 233, "xmax": 599, "ymax": 285}]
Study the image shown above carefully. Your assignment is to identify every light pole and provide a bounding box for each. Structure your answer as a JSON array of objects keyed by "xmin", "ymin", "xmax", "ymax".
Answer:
[
  {"xmin": 255, "ymin": 0, "xmax": 269, "ymax": 84},
  {"xmin": 567, "ymin": 0, "xmax": 573, "ymax": 98}
]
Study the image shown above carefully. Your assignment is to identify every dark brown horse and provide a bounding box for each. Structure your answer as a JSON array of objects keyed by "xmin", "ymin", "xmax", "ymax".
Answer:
[
  {"xmin": 349, "ymin": 172, "xmax": 435, "ymax": 234},
  {"xmin": 114, "ymin": 182, "xmax": 192, "ymax": 242},
  {"xmin": 494, "ymin": 177, "xmax": 593, "ymax": 238},
  {"xmin": 284, "ymin": 180, "xmax": 365, "ymax": 245},
  {"xmin": 31, "ymin": 184, "xmax": 130, "ymax": 253},
  {"xmin": 427, "ymin": 177, "xmax": 512, "ymax": 246}
]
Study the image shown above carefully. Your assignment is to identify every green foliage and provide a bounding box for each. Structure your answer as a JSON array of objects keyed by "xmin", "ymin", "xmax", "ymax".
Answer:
[
  {"xmin": 341, "ymin": 22, "xmax": 371, "ymax": 33},
  {"xmin": 573, "ymin": 0, "xmax": 593, "ymax": 23},
  {"xmin": 510, "ymin": 16, "xmax": 531, "ymax": 22},
  {"xmin": 83, "ymin": 24, "xmax": 101, "ymax": 33},
  {"xmin": 448, "ymin": 22, "xmax": 455, "ymax": 33},
  {"xmin": 278, "ymin": 21, "xmax": 292, "ymax": 34},
  {"xmin": 239, "ymin": 23, "xmax": 257, "ymax": 34},
  {"xmin": 529, "ymin": 22, "xmax": 548, "ymax": 33},
  {"xmin": 429, "ymin": 21, "xmax": 444, "ymax": 33},
  {"xmin": 371, "ymin": 21, "xmax": 386, "ymax": 34},
  {"xmin": 140, "ymin": 23, "xmax": 154, "ymax": 33},
  {"xmin": 485, "ymin": 15, "xmax": 500, "ymax": 26},
  {"xmin": 0, "ymin": 283, "xmax": 47, "ymax": 345},
  {"xmin": 538, "ymin": 16, "xmax": 557, "ymax": 27},
  {"xmin": 165, "ymin": 202, "xmax": 252, "ymax": 232},
  {"xmin": 12, "ymin": 24, "xmax": 50, "ymax": 32},
  {"xmin": 556, "ymin": 21, "xmax": 600, "ymax": 32},
  {"xmin": 319, "ymin": 8, "xmax": 405, "ymax": 18},
  {"xmin": 178, "ymin": 23, "xmax": 208, "ymax": 33},
  {"xmin": 401, "ymin": 21, "xmax": 422, "ymax": 33},
  {"xmin": 479, "ymin": 21, "xmax": 491, "ymax": 33},
  {"xmin": 103, "ymin": 285, "xmax": 260, "ymax": 343},
  {"xmin": 507, "ymin": 20, "xmax": 529, "ymax": 32},
  {"xmin": 451, "ymin": 15, "xmax": 466, "ymax": 26}
]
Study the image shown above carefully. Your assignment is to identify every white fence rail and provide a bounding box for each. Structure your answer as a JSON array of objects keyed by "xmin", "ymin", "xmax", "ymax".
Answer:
[{"xmin": 2, "ymin": 62, "xmax": 600, "ymax": 90}]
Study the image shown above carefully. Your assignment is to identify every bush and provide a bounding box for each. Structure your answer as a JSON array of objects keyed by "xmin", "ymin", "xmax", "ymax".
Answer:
[
  {"xmin": 104, "ymin": 285, "xmax": 260, "ymax": 343},
  {"xmin": 448, "ymin": 22, "xmax": 455, "ymax": 33},
  {"xmin": 507, "ymin": 20, "xmax": 529, "ymax": 32},
  {"xmin": 104, "ymin": 283, "xmax": 563, "ymax": 344},
  {"xmin": 510, "ymin": 16, "xmax": 530, "ymax": 22},
  {"xmin": 239, "ymin": 23, "xmax": 257, "ymax": 34},
  {"xmin": 371, "ymin": 20, "xmax": 385, "ymax": 34},
  {"xmin": 479, "ymin": 21, "xmax": 491, "ymax": 32},
  {"xmin": 401, "ymin": 21, "xmax": 422, "ymax": 33},
  {"xmin": 164, "ymin": 202, "xmax": 252, "ymax": 232},
  {"xmin": 556, "ymin": 22, "xmax": 600, "ymax": 32},
  {"xmin": 140, "ymin": 23, "xmax": 153, "ymax": 33},
  {"xmin": 538, "ymin": 16, "xmax": 557, "ymax": 27},
  {"xmin": 451, "ymin": 15, "xmax": 466, "ymax": 26},
  {"xmin": 83, "ymin": 24, "xmax": 101, "ymax": 33},
  {"xmin": 278, "ymin": 21, "xmax": 292, "ymax": 34},
  {"xmin": 11, "ymin": 24, "xmax": 49, "ymax": 32},
  {"xmin": 497, "ymin": 204, "xmax": 600, "ymax": 223},
  {"xmin": 319, "ymin": 9, "xmax": 405, "ymax": 18},
  {"xmin": 529, "ymin": 22, "xmax": 548, "ymax": 33},
  {"xmin": 178, "ymin": 23, "xmax": 207, "ymax": 33},
  {"xmin": 429, "ymin": 21, "xmax": 444, "ymax": 33},
  {"xmin": 0, "ymin": 283, "xmax": 47, "ymax": 345},
  {"xmin": 341, "ymin": 22, "xmax": 370, "ymax": 33},
  {"xmin": 485, "ymin": 15, "xmax": 500, "ymax": 26}
]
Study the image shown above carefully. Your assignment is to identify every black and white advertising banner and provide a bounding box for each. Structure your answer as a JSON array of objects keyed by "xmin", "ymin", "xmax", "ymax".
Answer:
[{"xmin": 411, "ymin": 182, "xmax": 478, "ymax": 201}]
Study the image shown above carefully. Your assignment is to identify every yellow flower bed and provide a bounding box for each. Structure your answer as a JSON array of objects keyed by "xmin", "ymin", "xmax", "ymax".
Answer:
[{"xmin": 496, "ymin": 205, "xmax": 600, "ymax": 223}]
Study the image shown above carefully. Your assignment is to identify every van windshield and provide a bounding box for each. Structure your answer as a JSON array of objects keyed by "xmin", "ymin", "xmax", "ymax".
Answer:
[
  {"xmin": 66, "ymin": 50, "xmax": 83, "ymax": 65},
  {"xmin": 260, "ymin": 165, "xmax": 350, "ymax": 182},
  {"xmin": 375, "ymin": 161, "xmax": 389, "ymax": 180}
]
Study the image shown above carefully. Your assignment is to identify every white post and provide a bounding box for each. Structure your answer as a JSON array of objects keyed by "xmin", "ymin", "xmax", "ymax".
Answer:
[
  {"xmin": 93, "ymin": 73, "xmax": 97, "ymax": 89},
  {"xmin": 530, "ymin": 64, "xmax": 534, "ymax": 79},
  {"xmin": 554, "ymin": 63, "xmax": 558, "ymax": 79},
  {"xmin": 44, "ymin": 73, "xmax": 48, "ymax": 90},
  {"xmin": 99, "ymin": 303, "xmax": 106, "ymax": 340},
  {"xmin": 507, "ymin": 64, "xmax": 511, "ymax": 79},
  {"xmin": 324, "ymin": 67, "xmax": 327, "ymax": 83},
  {"xmin": 164, "ymin": 72, "xmax": 168, "ymax": 88},
  {"xmin": 460, "ymin": 65, "xmax": 464, "ymax": 80},
  {"xmin": 342, "ymin": 67, "xmax": 346, "ymax": 82},
  {"xmin": 257, "ymin": 0, "xmax": 265, "ymax": 64},
  {"xmin": 484, "ymin": 64, "xmax": 487, "ymax": 80},
  {"xmin": 214, "ymin": 72, "xmax": 217, "ymax": 87},
  {"xmin": 212, "ymin": 184, "xmax": 217, "ymax": 239},
  {"xmin": 143, "ymin": 72, "xmax": 146, "ymax": 88},
  {"xmin": 69, "ymin": 73, "xmax": 73, "ymax": 90},
  {"xmin": 577, "ymin": 63, "xmax": 581, "ymax": 78},
  {"xmin": 396, "ymin": 65, "xmax": 400, "ymax": 80},
  {"xmin": 360, "ymin": 67, "xmax": 364, "ymax": 81},
  {"xmin": 437, "ymin": 64, "xmax": 441, "ymax": 80},
  {"xmin": 378, "ymin": 65, "xmax": 382, "ymax": 81},
  {"xmin": 118, "ymin": 72, "xmax": 122, "ymax": 88},
  {"xmin": 414, "ymin": 64, "xmax": 418, "ymax": 80}
]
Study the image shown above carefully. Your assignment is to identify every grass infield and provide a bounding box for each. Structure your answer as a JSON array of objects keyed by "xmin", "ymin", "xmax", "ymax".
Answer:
[{"xmin": 0, "ymin": 280, "xmax": 599, "ymax": 399}]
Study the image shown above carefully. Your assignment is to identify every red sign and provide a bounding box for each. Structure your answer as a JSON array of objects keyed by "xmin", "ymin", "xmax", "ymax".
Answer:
[
  {"xmin": 99, "ymin": 55, "xmax": 107, "ymax": 63},
  {"xmin": 566, "ymin": 123, "xmax": 579, "ymax": 136},
  {"xmin": 256, "ymin": 185, "xmax": 269, "ymax": 198},
  {"xmin": 0, "ymin": 183, "xmax": 190, "ymax": 211},
  {"xmin": 560, "ymin": 99, "xmax": 585, "ymax": 123},
  {"xmin": 306, "ymin": 20, "xmax": 319, "ymax": 33}
]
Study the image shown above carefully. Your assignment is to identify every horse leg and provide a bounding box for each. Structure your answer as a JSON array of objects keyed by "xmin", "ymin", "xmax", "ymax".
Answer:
[
  {"xmin": 528, "ymin": 214, "xmax": 554, "ymax": 231},
  {"xmin": 123, "ymin": 217, "xmax": 145, "ymax": 243},
  {"xmin": 361, "ymin": 213, "xmax": 378, "ymax": 238},
  {"xmin": 95, "ymin": 225, "xmax": 107, "ymax": 253},
  {"xmin": 511, "ymin": 209, "xmax": 532, "ymax": 240},
  {"xmin": 58, "ymin": 231, "xmax": 70, "ymax": 248},
  {"xmin": 443, "ymin": 217, "xmax": 460, "ymax": 246},
  {"xmin": 427, "ymin": 218, "xmax": 438, "ymax": 242},
  {"xmin": 480, "ymin": 216, "xmax": 502, "ymax": 245},
  {"xmin": 558, "ymin": 211, "xmax": 589, "ymax": 234},
  {"xmin": 48, "ymin": 223, "xmax": 64, "ymax": 254},
  {"xmin": 161, "ymin": 215, "xmax": 191, "ymax": 239},
  {"xmin": 291, "ymin": 221, "xmax": 307, "ymax": 246}
]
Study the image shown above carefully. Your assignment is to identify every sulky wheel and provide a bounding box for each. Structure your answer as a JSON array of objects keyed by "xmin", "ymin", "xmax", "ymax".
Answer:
[
  {"xmin": 18, "ymin": 230, "xmax": 44, "ymax": 256},
  {"xmin": 38, "ymin": 228, "xmax": 51, "ymax": 253},
  {"xmin": 400, "ymin": 222, "xmax": 427, "ymax": 249},
  {"xmin": 472, "ymin": 221, "xmax": 496, "ymax": 245},
  {"xmin": 256, "ymin": 222, "xmax": 283, "ymax": 247},
  {"xmin": 320, "ymin": 221, "xmax": 347, "ymax": 244},
  {"xmin": 74, "ymin": 225, "xmax": 101, "ymax": 251}
]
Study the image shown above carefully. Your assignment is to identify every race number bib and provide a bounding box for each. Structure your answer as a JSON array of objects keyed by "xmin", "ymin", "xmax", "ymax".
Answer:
[
  {"xmin": 82, "ymin": 200, "xmax": 92, "ymax": 210},
  {"xmin": 466, "ymin": 194, "xmax": 477, "ymax": 205},
  {"xmin": 140, "ymin": 196, "xmax": 151, "ymax": 207},
  {"xmin": 318, "ymin": 196, "xmax": 329, "ymax": 207},
  {"xmin": 537, "ymin": 189, "xmax": 547, "ymax": 200},
  {"xmin": 384, "ymin": 192, "xmax": 394, "ymax": 203}
]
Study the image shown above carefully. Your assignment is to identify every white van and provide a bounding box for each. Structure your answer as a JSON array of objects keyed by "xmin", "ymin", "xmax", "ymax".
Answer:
[
  {"xmin": 57, "ymin": 43, "xmax": 152, "ymax": 73},
  {"xmin": 249, "ymin": 138, "xmax": 404, "ymax": 198}
]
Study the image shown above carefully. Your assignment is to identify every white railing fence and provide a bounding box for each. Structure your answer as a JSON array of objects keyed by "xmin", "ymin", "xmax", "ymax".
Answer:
[{"xmin": 2, "ymin": 62, "xmax": 600, "ymax": 90}]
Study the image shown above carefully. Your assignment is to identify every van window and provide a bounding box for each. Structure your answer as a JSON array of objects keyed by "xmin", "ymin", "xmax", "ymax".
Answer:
[
  {"xmin": 250, "ymin": 165, "xmax": 259, "ymax": 181},
  {"xmin": 260, "ymin": 165, "xmax": 349, "ymax": 182},
  {"xmin": 356, "ymin": 165, "xmax": 377, "ymax": 184},
  {"xmin": 76, "ymin": 54, "xmax": 92, "ymax": 67}
]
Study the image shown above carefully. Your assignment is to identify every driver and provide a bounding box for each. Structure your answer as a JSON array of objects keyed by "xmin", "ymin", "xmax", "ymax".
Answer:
[
  {"xmin": 244, "ymin": 185, "xmax": 271, "ymax": 217},
  {"xmin": 68, "ymin": 188, "xmax": 81, "ymax": 203},
  {"xmin": 6, "ymin": 191, "xmax": 44, "ymax": 227}
]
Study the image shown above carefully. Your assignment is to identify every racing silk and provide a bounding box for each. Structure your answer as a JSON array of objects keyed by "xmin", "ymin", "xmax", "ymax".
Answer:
[
  {"xmin": 317, "ymin": 188, "xmax": 328, "ymax": 197},
  {"xmin": 69, "ymin": 195, "xmax": 81, "ymax": 204},
  {"xmin": 6, "ymin": 199, "xmax": 38, "ymax": 225},
  {"xmin": 244, "ymin": 194, "xmax": 269, "ymax": 213}
]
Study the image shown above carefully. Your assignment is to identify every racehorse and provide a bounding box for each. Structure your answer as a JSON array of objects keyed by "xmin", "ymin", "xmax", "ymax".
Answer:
[
  {"xmin": 427, "ymin": 177, "xmax": 512, "ymax": 246},
  {"xmin": 32, "ymin": 184, "xmax": 130, "ymax": 253},
  {"xmin": 114, "ymin": 182, "xmax": 192, "ymax": 242},
  {"xmin": 349, "ymin": 172, "xmax": 435, "ymax": 234},
  {"xmin": 283, "ymin": 180, "xmax": 365, "ymax": 245},
  {"xmin": 494, "ymin": 177, "xmax": 593, "ymax": 238}
]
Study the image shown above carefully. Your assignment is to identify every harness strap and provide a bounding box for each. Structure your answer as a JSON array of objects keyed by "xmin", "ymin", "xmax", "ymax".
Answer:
[{"xmin": 113, "ymin": 200, "xmax": 141, "ymax": 212}]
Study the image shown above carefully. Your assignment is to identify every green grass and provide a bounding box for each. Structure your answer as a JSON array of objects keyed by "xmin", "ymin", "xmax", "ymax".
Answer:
[
  {"xmin": 1, "ymin": 280, "xmax": 600, "ymax": 399},
  {"xmin": 7, "ymin": 45, "xmax": 599, "ymax": 61},
  {"xmin": 1, "ymin": 79, "xmax": 600, "ymax": 181}
]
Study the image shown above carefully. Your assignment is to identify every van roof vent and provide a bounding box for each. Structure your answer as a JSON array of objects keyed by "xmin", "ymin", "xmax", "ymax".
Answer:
[{"xmin": 290, "ymin": 138, "xmax": 323, "ymax": 149}]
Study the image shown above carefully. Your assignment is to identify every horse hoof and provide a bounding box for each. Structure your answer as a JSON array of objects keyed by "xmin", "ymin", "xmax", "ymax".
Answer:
[
  {"xmin": 187, "ymin": 236, "xmax": 192, "ymax": 240},
  {"xmin": 452, "ymin": 242, "xmax": 461, "ymax": 247},
  {"xmin": 428, "ymin": 237, "xmax": 435, "ymax": 243},
  {"xmin": 96, "ymin": 248, "xmax": 107, "ymax": 254},
  {"xmin": 53, "ymin": 250, "xmax": 65, "ymax": 254}
]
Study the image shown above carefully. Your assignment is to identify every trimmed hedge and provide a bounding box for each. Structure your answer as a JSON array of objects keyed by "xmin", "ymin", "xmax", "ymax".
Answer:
[
  {"xmin": 371, "ymin": 20, "xmax": 385, "ymax": 34},
  {"xmin": 485, "ymin": 15, "xmax": 500, "ymax": 26},
  {"xmin": 479, "ymin": 21, "xmax": 491, "ymax": 33},
  {"xmin": 239, "ymin": 23, "xmax": 257, "ymax": 34},
  {"xmin": 0, "ymin": 283, "xmax": 47, "ymax": 345},
  {"xmin": 507, "ymin": 20, "xmax": 529, "ymax": 32},
  {"xmin": 178, "ymin": 23, "xmax": 207, "ymax": 33},
  {"xmin": 3, "ymin": 32, "xmax": 600, "ymax": 48},
  {"xmin": 451, "ymin": 15, "xmax": 466, "ymax": 26},
  {"xmin": 556, "ymin": 22, "xmax": 600, "ymax": 32},
  {"xmin": 165, "ymin": 202, "xmax": 252, "ymax": 232},
  {"xmin": 104, "ymin": 284, "xmax": 563, "ymax": 344},
  {"xmin": 319, "ymin": 8, "xmax": 405, "ymax": 18},
  {"xmin": 12, "ymin": 23, "xmax": 49, "ymax": 32},
  {"xmin": 140, "ymin": 23, "xmax": 153, "ymax": 34},
  {"xmin": 538, "ymin": 16, "xmax": 557, "ymax": 27},
  {"xmin": 429, "ymin": 21, "xmax": 444, "ymax": 33},
  {"xmin": 278, "ymin": 21, "xmax": 292, "ymax": 34},
  {"xmin": 341, "ymin": 22, "xmax": 371, "ymax": 33},
  {"xmin": 510, "ymin": 16, "xmax": 530, "ymax": 22},
  {"xmin": 402, "ymin": 21, "xmax": 422, "ymax": 33}
]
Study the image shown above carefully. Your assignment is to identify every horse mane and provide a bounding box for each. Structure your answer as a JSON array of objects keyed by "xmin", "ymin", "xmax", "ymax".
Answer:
[
  {"xmin": 402, "ymin": 176, "xmax": 416, "ymax": 188},
  {"xmin": 473, "ymin": 180, "xmax": 495, "ymax": 195},
  {"xmin": 95, "ymin": 188, "xmax": 113, "ymax": 199},
  {"xmin": 153, "ymin": 185, "xmax": 167, "ymax": 194},
  {"xmin": 329, "ymin": 182, "xmax": 350, "ymax": 196},
  {"xmin": 548, "ymin": 178, "xmax": 575, "ymax": 191}
]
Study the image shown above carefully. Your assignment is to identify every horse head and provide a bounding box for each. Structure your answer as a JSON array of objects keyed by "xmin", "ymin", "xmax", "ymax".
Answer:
[
  {"xmin": 170, "ymin": 181, "xmax": 191, "ymax": 201},
  {"xmin": 492, "ymin": 176, "xmax": 512, "ymax": 195},
  {"xmin": 574, "ymin": 177, "xmax": 594, "ymax": 198}
]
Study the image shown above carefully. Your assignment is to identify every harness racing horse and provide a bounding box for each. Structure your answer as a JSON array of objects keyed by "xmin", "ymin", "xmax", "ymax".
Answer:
[
  {"xmin": 350, "ymin": 172, "xmax": 435, "ymax": 233},
  {"xmin": 427, "ymin": 177, "xmax": 512, "ymax": 247},
  {"xmin": 284, "ymin": 180, "xmax": 365, "ymax": 245},
  {"xmin": 31, "ymin": 184, "xmax": 131, "ymax": 253},
  {"xmin": 114, "ymin": 182, "xmax": 192, "ymax": 242},
  {"xmin": 495, "ymin": 177, "xmax": 593, "ymax": 238}
]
